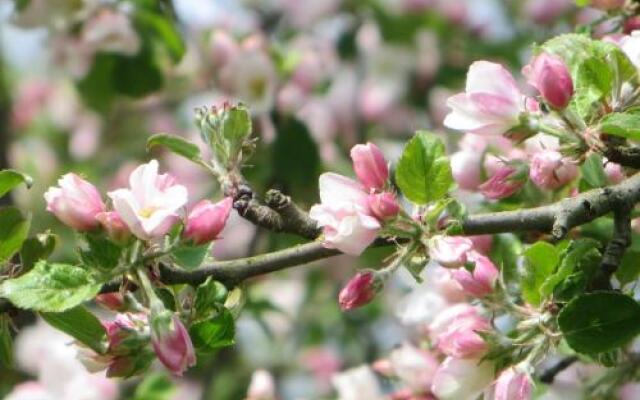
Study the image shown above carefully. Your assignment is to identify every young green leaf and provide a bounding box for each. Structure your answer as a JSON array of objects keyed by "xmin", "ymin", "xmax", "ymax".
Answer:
[
  {"xmin": 0, "ymin": 170, "xmax": 32, "ymax": 198},
  {"xmin": 558, "ymin": 292, "xmax": 640, "ymax": 354},
  {"xmin": 395, "ymin": 131, "xmax": 454, "ymax": 204},
  {"xmin": 171, "ymin": 243, "xmax": 212, "ymax": 270},
  {"xmin": 0, "ymin": 260, "xmax": 102, "ymax": 312},
  {"xmin": 0, "ymin": 316, "xmax": 12, "ymax": 367},
  {"xmin": 599, "ymin": 112, "xmax": 640, "ymax": 141},
  {"xmin": 194, "ymin": 278, "xmax": 228, "ymax": 321},
  {"xmin": 189, "ymin": 309, "xmax": 235, "ymax": 353},
  {"xmin": 0, "ymin": 207, "xmax": 31, "ymax": 263},
  {"xmin": 521, "ymin": 241, "xmax": 559, "ymax": 306},
  {"xmin": 41, "ymin": 306, "xmax": 107, "ymax": 354},
  {"xmin": 20, "ymin": 232, "xmax": 58, "ymax": 271},
  {"xmin": 580, "ymin": 153, "xmax": 608, "ymax": 190},
  {"xmin": 134, "ymin": 10, "xmax": 186, "ymax": 63},
  {"xmin": 78, "ymin": 234, "xmax": 123, "ymax": 272},
  {"xmin": 133, "ymin": 373, "xmax": 176, "ymax": 400},
  {"xmin": 147, "ymin": 133, "xmax": 202, "ymax": 163}
]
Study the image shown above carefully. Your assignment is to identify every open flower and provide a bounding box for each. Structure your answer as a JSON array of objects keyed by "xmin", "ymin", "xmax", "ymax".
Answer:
[
  {"xmin": 108, "ymin": 160, "xmax": 188, "ymax": 240},
  {"xmin": 529, "ymin": 150, "xmax": 578, "ymax": 190},
  {"xmin": 44, "ymin": 173, "xmax": 105, "ymax": 231},
  {"xmin": 444, "ymin": 61, "xmax": 524, "ymax": 135},
  {"xmin": 428, "ymin": 236, "xmax": 474, "ymax": 268},
  {"xmin": 309, "ymin": 173, "xmax": 380, "ymax": 255},
  {"xmin": 450, "ymin": 251, "xmax": 498, "ymax": 298}
]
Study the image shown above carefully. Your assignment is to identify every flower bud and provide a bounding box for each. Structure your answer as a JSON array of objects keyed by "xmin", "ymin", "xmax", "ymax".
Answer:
[
  {"xmin": 428, "ymin": 236, "xmax": 473, "ymax": 269},
  {"xmin": 529, "ymin": 150, "xmax": 578, "ymax": 190},
  {"xmin": 44, "ymin": 173, "xmax": 105, "ymax": 231},
  {"xmin": 96, "ymin": 211, "xmax": 130, "ymax": 243},
  {"xmin": 429, "ymin": 304, "xmax": 489, "ymax": 359},
  {"xmin": 350, "ymin": 143, "xmax": 389, "ymax": 191},
  {"xmin": 604, "ymin": 160, "xmax": 625, "ymax": 184},
  {"xmin": 522, "ymin": 53, "xmax": 573, "ymax": 109},
  {"xmin": 183, "ymin": 197, "xmax": 233, "ymax": 245},
  {"xmin": 478, "ymin": 164, "xmax": 528, "ymax": 200},
  {"xmin": 150, "ymin": 310, "xmax": 196, "ymax": 376},
  {"xmin": 195, "ymin": 103, "xmax": 253, "ymax": 168},
  {"xmin": 494, "ymin": 368, "xmax": 533, "ymax": 400},
  {"xmin": 450, "ymin": 251, "xmax": 498, "ymax": 298},
  {"xmin": 367, "ymin": 192, "xmax": 400, "ymax": 221},
  {"xmin": 338, "ymin": 271, "xmax": 383, "ymax": 311},
  {"xmin": 95, "ymin": 293, "xmax": 126, "ymax": 311}
]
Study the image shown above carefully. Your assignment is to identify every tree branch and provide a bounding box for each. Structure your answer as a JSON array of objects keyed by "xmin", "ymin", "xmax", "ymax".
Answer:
[{"xmin": 538, "ymin": 356, "xmax": 578, "ymax": 384}]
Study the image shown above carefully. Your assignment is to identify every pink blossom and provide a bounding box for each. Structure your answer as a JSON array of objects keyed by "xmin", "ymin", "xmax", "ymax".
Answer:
[
  {"xmin": 44, "ymin": 173, "xmax": 105, "ymax": 231},
  {"xmin": 468, "ymin": 235, "xmax": 493, "ymax": 255},
  {"xmin": 389, "ymin": 343, "xmax": 439, "ymax": 392},
  {"xmin": 309, "ymin": 173, "xmax": 380, "ymax": 256},
  {"xmin": 430, "ymin": 304, "xmax": 490, "ymax": 358},
  {"xmin": 183, "ymin": 197, "xmax": 233, "ymax": 245},
  {"xmin": 338, "ymin": 271, "xmax": 380, "ymax": 310},
  {"xmin": 450, "ymin": 251, "xmax": 499, "ymax": 298},
  {"xmin": 494, "ymin": 368, "xmax": 533, "ymax": 400},
  {"xmin": 428, "ymin": 236, "xmax": 473, "ymax": 268},
  {"xmin": 96, "ymin": 211, "xmax": 130, "ymax": 243},
  {"xmin": 82, "ymin": 9, "xmax": 140, "ymax": 56},
  {"xmin": 522, "ymin": 53, "xmax": 573, "ymax": 109},
  {"xmin": 150, "ymin": 312, "xmax": 196, "ymax": 377},
  {"xmin": 444, "ymin": 61, "xmax": 524, "ymax": 135},
  {"xmin": 108, "ymin": 160, "xmax": 188, "ymax": 240},
  {"xmin": 451, "ymin": 150, "xmax": 483, "ymax": 190},
  {"xmin": 524, "ymin": 0, "xmax": 573, "ymax": 25},
  {"xmin": 529, "ymin": 150, "xmax": 578, "ymax": 190},
  {"xmin": 478, "ymin": 166, "xmax": 526, "ymax": 200},
  {"xmin": 95, "ymin": 293, "xmax": 125, "ymax": 311},
  {"xmin": 210, "ymin": 30, "xmax": 239, "ymax": 68},
  {"xmin": 431, "ymin": 357, "xmax": 495, "ymax": 400},
  {"xmin": 367, "ymin": 192, "xmax": 400, "ymax": 220},
  {"xmin": 350, "ymin": 143, "xmax": 389, "ymax": 191},
  {"xmin": 619, "ymin": 383, "xmax": 640, "ymax": 400},
  {"xmin": 246, "ymin": 369, "xmax": 277, "ymax": 400},
  {"xmin": 604, "ymin": 160, "xmax": 625, "ymax": 184}
]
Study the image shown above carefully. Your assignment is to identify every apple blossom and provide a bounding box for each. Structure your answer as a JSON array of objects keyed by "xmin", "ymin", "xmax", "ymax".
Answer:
[
  {"xmin": 367, "ymin": 192, "xmax": 400, "ymax": 220},
  {"xmin": 428, "ymin": 235, "xmax": 474, "ymax": 268},
  {"xmin": 522, "ymin": 53, "xmax": 573, "ymax": 109},
  {"xmin": 108, "ymin": 160, "xmax": 188, "ymax": 241},
  {"xmin": 183, "ymin": 197, "xmax": 233, "ymax": 245},
  {"xmin": 389, "ymin": 343, "xmax": 439, "ymax": 392},
  {"xmin": 444, "ymin": 61, "xmax": 524, "ymax": 135},
  {"xmin": 451, "ymin": 150, "xmax": 484, "ymax": 190},
  {"xmin": 246, "ymin": 369, "xmax": 277, "ymax": 400},
  {"xmin": 149, "ymin": 311, "xmax": 196, "ymax": 377},
  {"xmin": 478, "ymin": 165, "xmax": 526, "ymax": 200},
  {"xmin": 44, "ymin": 173, "xmax": 105, "ymax": 231},
  {"xmin": 309, "ymin": 173, "xmax": 380, "ymax": 256},
  {"xmin": 95, "ymin": 211, "xmax": 130, "ymax": 243},
  {"xmin": 431, "ymin": 357, "xmax": 495, "ymax": 400},
  {"xmin": 332, "ymin": 365, "xmax": 385, "ymax": 400},
  {"xmin": 529, "ymin": 150, "xmax": 578, "ymax": 190},
  {"xmin": 338, "ymin": 271, "xmax": 382, "ymax": 310},
  {"xmin": 350, "ymin": 143, "xmax": 389, "ymax": 191},
  {"xmin": 430, "ymin": 304, "xmax": 490, "ymax": 358},
  {"xmin": 449, "ymin": 251, "xmax": 499, "ymax": 298},
  {"xmin": 494, "ymin": 368, "xmax": 533, "ymax": 400}
]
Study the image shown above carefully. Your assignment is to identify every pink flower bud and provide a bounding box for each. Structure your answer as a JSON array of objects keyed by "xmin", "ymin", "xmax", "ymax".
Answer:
[
  {"xmin": 183, "ymin": 197, "xmax": 233, "ymax": 245},
  {"xmin": 604, "ymin": 160, "xmax": 625, "ymax": 184},
  {"xmin": 494, "ymin": 368, "xmax": 533, "ymax": 400},
  {"xmin": 367, "ymin": 192, "xmax": 400, "ymax": 221},
  {"xmin": 95, "ymin": 293, "xmax": 125, "ymax": 311},
  {"xmin": 429, "ymin": 304, "xmax": 490, "ymax": 358},
  {"xmin": 350, "ymin": 143, "xmax": 389, "ymax": 191},
  {"xmin": 449, "ymin": 251, "xmax": 498, "ymax": 298},
  {"xmin": 529, "ymin": 150, "xmax": 578, "ymax": 190},
  {"xmin": 624, "ymin": 16, "xmax": 640, "ymax": 34},
  {"xmin": 44, "ymin": 173, "xmax": 106, "ymax": 231},
  {"xmin": 338, "ymin": 271, "xmax": 382, "ymax": 311},
  {"xmin": 150, "ymin": 311, "xmax": 196, "ymax": 376},
  {"xmin": 522, "ymin": 53, "xmax": 573, "ymax": 109},
  {"xmin": 478, "ymin": 166, "xmax": 526, "ymax": 200},
  {"xmin": 96, "ymin": 211, "xmax": 130, "ymax": 243},
  {"xmin": 468, "ymin": 235, "xmax": 493, "ymax": 255},
  {"xmin": 590, "ymin": 0, "xmax": 625, "ymax": 10},
  {"xmin": 428, "ymin": 236, "xmax": 473, "ymax": 269}
]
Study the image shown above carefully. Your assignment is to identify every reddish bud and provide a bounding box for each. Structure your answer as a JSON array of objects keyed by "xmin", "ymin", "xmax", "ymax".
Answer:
[
  {"xmin": 367, "ymin": 192, "xmax": 400, "ymax": 221},
  {"xmin": 522, "ymin": 53, "xmax": 573, "ymax": 109},
  {"xmin": 478, "ymin": 165, "xmax": 527, "ymax": 200},
  {"xmin": 338, "ymin": 271, "xmax": 382, "ymax": 311},
  {"xmin": 350, "ymin": 143, "xmax": 389, "ymax": 191},
  {"xmin": 183, "ymin": 197, "xmax": 233, "ymax": 245}
]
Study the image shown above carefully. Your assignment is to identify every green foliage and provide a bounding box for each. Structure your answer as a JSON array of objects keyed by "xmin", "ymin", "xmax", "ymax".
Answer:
[
  {"xmin": 194, "ymin": 278, "xmax": 228, "ymax": 321},
  {"xmin": 41, "ymin": 306, "xmax": 107, "ymax": 354},
  {"xmin": 0, "ymin": 261, "xmax": 102, "ymax": 312},
  {"xmin": 147, "ymin": 133, "xmax": 203, "ymax": 163},
  {"xmin": 521, "ymin": 242, "xmax": 560, "ymax": 306},
  {"xmin": 78, "ymin": 234, "xmax": 123, "ymax": 272},
  {"xmin": 0, "ymin": 207, "xmax": 31, "ymax": 264},
  {"xmin": 112, "ymin": 49, "xmax": 163, "ymax": 98},
  {"xmin": 189, "ymin": 309, "xmax": 235, "ymax": 353},
  {"xmin": 133, "ymin": 10, "xmax": 185, "ymax": 63},
  {"xmin": 541, "ymin": 239, "xmax": 600, "ymax": 302},
  {"xmin": 558, "ymin": 292, "xmax": 640, "ymax": 354},
  {"xmin": 0, "ymin": 316, "xmax": 12, "ymax": 367},
  {"xmin": 0, "ymin": 170, "xmax": 32, "ymax": 198},
  {"xmin": 395, "ymin": 131, "xmax": 454, "ymax": 205},
  {"xmin": 133, "ymin": 373, "xmax": 176, "ymax": 400},
  {"xmin": 20, "ymin": 232, "xmax": 58, "ymax": 271},
  {"xmin": 580, "ymin": 153, "xmax": 608, "ymax": 190},
  {"xmin": 599, "ymin": 112, "xmax": 640, "ymax": 141},
  {"xmin": 171, "ymin": 243, "xmax": 212, "ymax": 270},
  {"xmin": 615, "ymin": 250, "xmax": 640, "ymax": 285}
]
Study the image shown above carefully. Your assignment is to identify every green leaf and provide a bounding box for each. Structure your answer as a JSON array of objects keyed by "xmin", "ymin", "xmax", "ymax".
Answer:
[
  {"xmin": 0, "ymin": 170, "xmax": 32, "ymax": 198},
  {"xmin": 112, "ymin": 50, "xmax": 163, "ymax": 98},
  {"xmin": 133, "ymin": 373, "xmax": 176, "ymax": 400},
  {"xmin": 147, "ymin": 134, "xmax": 202, "ymax": 163},
  {"xmin": 78, "ymin": 234, "xmax": 123, "ymax": 272},
  {"xmin": 0, "ymin": 207, "xmax": 31, "ymax": 263},
  {"xmin": 0, "ymin": 260, "xmax": 101, "ymax": 312},
  {"xmin": 172, "ymin": 243, "xmax": 212, "ymax": 270},
  {"xmin": 77, "ymin": 53, "xmax": 116, "ymax": 112},
  {"xmin": 20, "ymin": 232, "xmax": 58, "ymax": 271},
  {"xmin": 395, "ymin": 131, "xmax": 454, "ymax": 204},
  {"xmin": 41, "ymin": 306, "xmax": 107, "ymax": 354},
  {"xmin": 194, "ymin": 278, "xmax": 228, "ymax": 321},
  {"xmin": 575, "ymin": 0, "xmax": 590, "ymax": 5},
  {"xmin": 189, "ymin": 309, "xmax": 235, "ymax": 353},
  {"xmin": 521, "ymin": 242, "xmax": 559, "ymax": 306},
  {"xmin": 580, "ymin": 153, "xmax": 608, "ymax": 190},
  {"xmin": 0, "ymin": 316, "xmax": 12, "ymax": 367},
  {"xmin": 615, "ymin": 250, "xmax": 640, "ymax": 286},
  {"xmin": 572, "ymin": 57, "xmax": 612, "ymax": 119},
  {"xmin": 599, "ymin": 112, "xmax": 640, "ymax": 140},
  {"xmin": 558, "ymin": 292, "xmax": 640, "ymax": 354},
  {"xmin": 134, "ymin": 11, "xmax": 185, "ymax": 63}
]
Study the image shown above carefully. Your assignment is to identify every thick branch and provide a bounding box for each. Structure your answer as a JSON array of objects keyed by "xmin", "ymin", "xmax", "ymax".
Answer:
[
  {"xmin": 590, "ymin": 206, "xmax": 632, "ymax": 290},
  {"xmin": 603, "ymin": 143, "xmax": 640, "ymax": 169}
]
